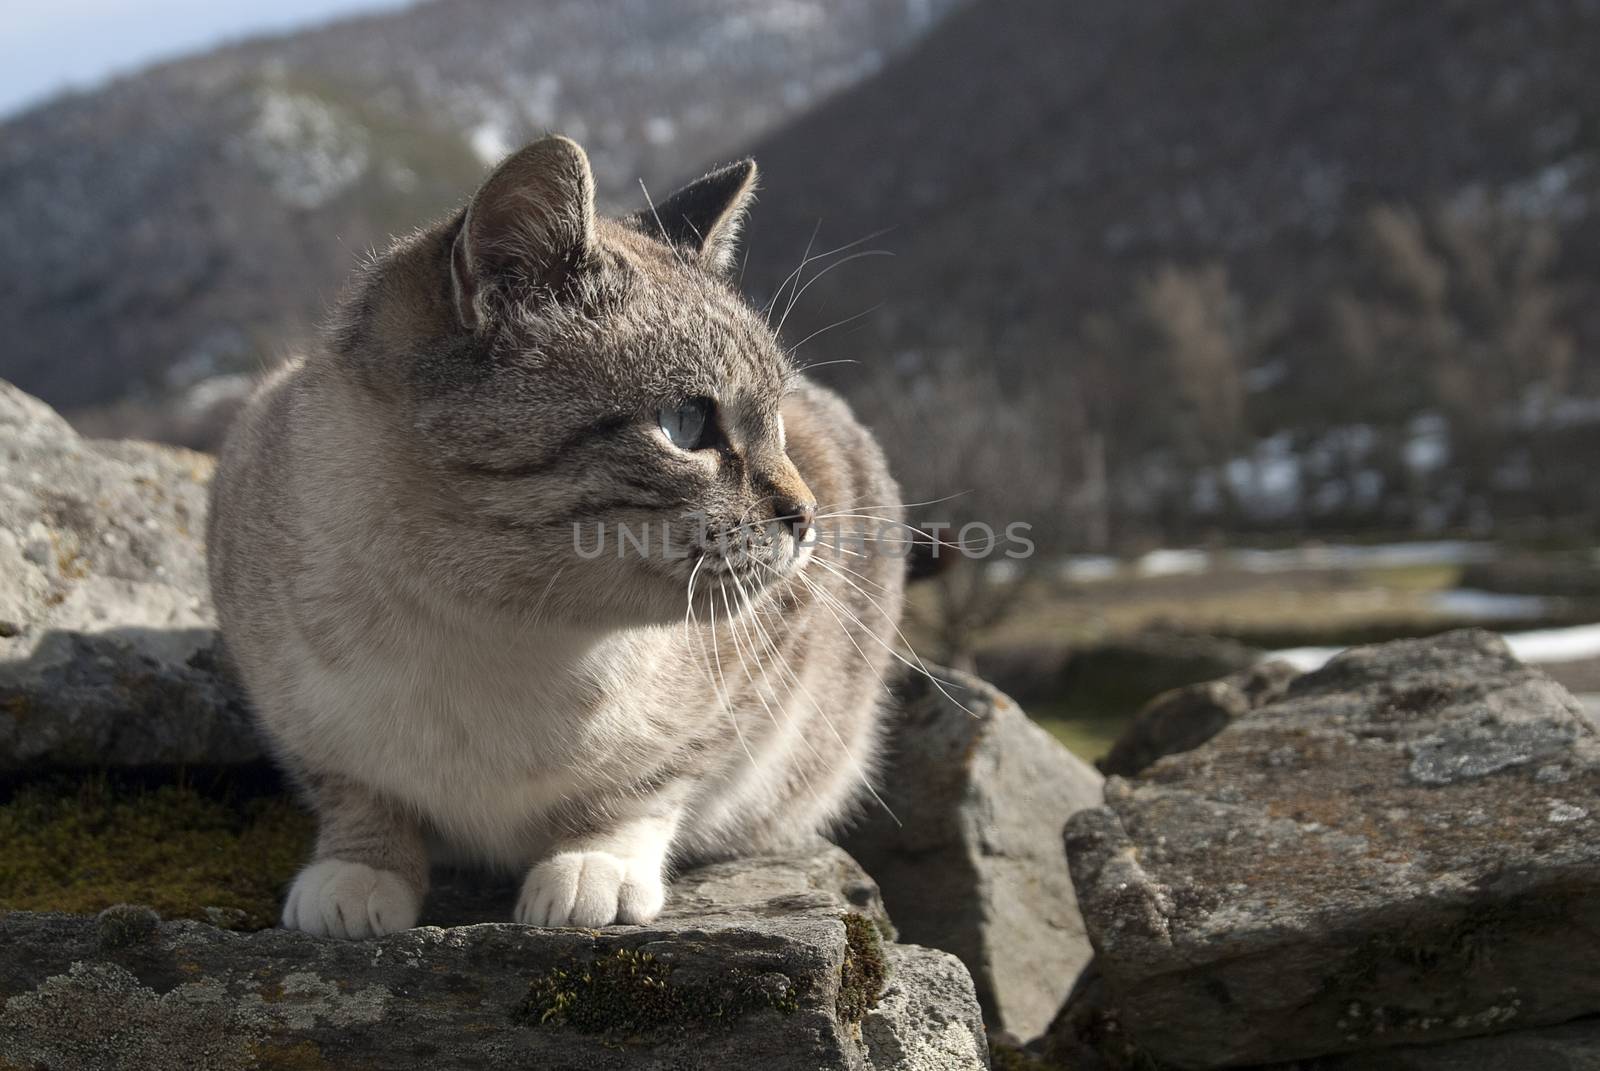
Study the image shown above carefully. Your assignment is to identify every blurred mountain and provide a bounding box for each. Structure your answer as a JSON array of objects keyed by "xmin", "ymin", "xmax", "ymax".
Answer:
[
  {"xmin": 741, "ymin": 0, "xmax": 1600, "ymax": 383},
  {"xmin": 0, "ymin": 0, "xmax": 962, "ymax": 412}
]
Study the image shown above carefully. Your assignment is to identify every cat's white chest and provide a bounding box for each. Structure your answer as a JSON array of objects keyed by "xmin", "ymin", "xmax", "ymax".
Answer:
[{"xmin": 288, "ymin": 619, "xmax": 663, "ymax": 866}]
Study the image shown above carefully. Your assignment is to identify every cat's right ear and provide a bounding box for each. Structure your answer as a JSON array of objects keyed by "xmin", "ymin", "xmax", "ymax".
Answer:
[{"xmin": 451, "ymin": 135, "xmax": 597, "ymax": 332}]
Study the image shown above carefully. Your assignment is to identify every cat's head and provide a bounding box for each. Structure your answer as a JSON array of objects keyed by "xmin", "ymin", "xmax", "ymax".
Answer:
[{"xmin": 333, "ymin": 136, "xmax": 817, "ymax": 627}]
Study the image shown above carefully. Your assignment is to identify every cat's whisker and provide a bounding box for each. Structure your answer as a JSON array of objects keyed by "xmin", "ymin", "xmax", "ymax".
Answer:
[
  {"xmin": 814, "ymin": 554, "xmax": 893, "ymax": 594},
  {"xmin": 764, "ymin": 225, "xmax": 894, "ymax": 326},
  {"xmin": 803, "ymin": 555, "xmax": 979, "ymax": 719},
  {"xmin": 816, "ymin": 489, "xmax": 975, "ymax": 513},
  {"xmin": 785, "ymin": 358, "xmax": 863, "ymax": 382},
  {"xmin": 637, "ymin": 178, "xmax": 687, "ymax": 270},
  {"xmin": 785, "ymin": 303, "xmax": 881, "ymax": 359},
  {"xmin": 768, "ymin": 559, "xmax": 898, "ymax": 705},
  {"xmin": 527, "ymin": 564, "xmax": 568, "ymax": 624},
  {"xmin": 765, "ymin": 219, "xmax": 821, "ymax": 324},
  {"xmin": 774, "ymin": 249, "xmax": 893, "ymax": 340},
  {"xmin": 809, "ymin": 511, "xmax": 995, "ymax": 552},
  {"xmin": 705, "ymin": 582, "xmax": 762, "ymax": 776},
  {"xmin": 719, "ymin": 581, "xmax": 827, "ymax": 809},
  {"xmin": 738, "ymin": 559, "xmax": 900, "ymax": 826}
]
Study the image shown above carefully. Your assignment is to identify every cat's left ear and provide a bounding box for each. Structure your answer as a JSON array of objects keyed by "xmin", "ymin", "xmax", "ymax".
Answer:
[{"xmin": 632, "ymin": 159, "xmax": 758, "ymax": 275}]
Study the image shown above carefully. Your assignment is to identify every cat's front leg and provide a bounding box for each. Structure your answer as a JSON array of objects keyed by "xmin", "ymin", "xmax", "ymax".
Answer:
[
  {"xmin": 282, "ymin": 774, "xmax": 429, "ymax": 939},
  {"xmin": 516, "ymin": 802, "xmax": 680, "ymax": 928}
]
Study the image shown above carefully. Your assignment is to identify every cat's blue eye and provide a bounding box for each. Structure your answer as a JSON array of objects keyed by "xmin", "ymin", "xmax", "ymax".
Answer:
[{"xmin": 658, "ymin": 397, "xmax": 715, "ymax": 450}]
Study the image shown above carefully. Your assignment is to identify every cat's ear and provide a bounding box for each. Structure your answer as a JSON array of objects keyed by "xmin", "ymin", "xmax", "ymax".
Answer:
[
  {"xmin": 632, "ymin": 159, "xmax": 758, "ymax": 275},
  {"xmin": 451, "ymin": 135, "xmax": 597, "ymax": 331}
]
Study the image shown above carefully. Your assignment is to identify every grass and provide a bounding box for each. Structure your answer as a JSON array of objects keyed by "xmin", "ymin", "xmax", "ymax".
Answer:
[
  {"xmin": 0, "ymin": 777, "xmax": 312, "ymax": 928},
  {"xmin": 904, "ymin": 563, "xmax": 1479, "ymax": 658},
  {"xmin": 905, "ymin": 553, "xmax": 1600, "ymax": 765},
  {"xmin": 1028, "ymin": 699, "xmax": 1131, "ymax": 764}
]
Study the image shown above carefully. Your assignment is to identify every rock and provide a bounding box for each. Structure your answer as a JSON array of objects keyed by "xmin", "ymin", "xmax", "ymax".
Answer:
[
  {"xmin": 1062, "ymin": 630, "xmax": 1600, "ymax": 1069},
  {"xmin": 1272, "ymin": 1015, "xmax": 1600, "ymax": 1069},
  {"xmin": 840, "ymin": 668, "xmax": 1103, "ymax": 1042},
  {"xmin": 0, "ymin": 843, "xmax": 989, "ymax": 1070},
  {"xmin": 972, "ymin": 644, "xmax": 1075, "ymax": 706},
  {"xmin": 1098, "ymin": 658, "xmax": 1301, "ymax": 777},
  {"xmin": 975, "ymin": 631, "xmax": 1265, "ymax": 714},
  {"xmin": 1056, "ymin": 630, "xmax": 1266, "ymax": 716},
  {"xmin": 1039, "ymin": 961, "xmax": 1129, "ymax": 1071},
  {"xmin": 862, "ymin": 945, "xmax": 991, "ymax": 1071},
  {"xmin": 0, "ymin": 380, "xmax": 261, "ymax": 770}
]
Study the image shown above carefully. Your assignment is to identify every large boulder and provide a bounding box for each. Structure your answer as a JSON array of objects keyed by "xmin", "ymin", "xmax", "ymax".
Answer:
[
  {"xmin": 0, "ymin": 844, "xmax": 989, "ymax": 1070},
  {"xmin": 839, "ymin": 668, "xmax": 1103, "ymax": 1042},
  {"xmin": 1061, "ymin": 630, "xmax": 1600, "ymax": 1069},
  {"xmin": 0, "ymin": 380, "xmax": 260, "ymax": 770},
  {"xmin": 1097, "ymin": 658, "xmax": 1301, "ymax": 777}
]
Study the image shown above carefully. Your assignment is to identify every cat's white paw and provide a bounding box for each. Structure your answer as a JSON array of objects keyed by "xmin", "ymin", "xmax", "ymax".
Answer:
[
  {"xmin": 282, "ymin": 859, "xmax": 421, "ymax": 939},
  {"xmin": 516, "ymin": 850, "xmax": 666, "ymax": 928}
]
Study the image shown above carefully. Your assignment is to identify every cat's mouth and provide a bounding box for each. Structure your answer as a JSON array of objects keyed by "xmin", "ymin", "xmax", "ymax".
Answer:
[{"xmin": 678, "ymin": 533, "xmax": 808, "ymax": 609}]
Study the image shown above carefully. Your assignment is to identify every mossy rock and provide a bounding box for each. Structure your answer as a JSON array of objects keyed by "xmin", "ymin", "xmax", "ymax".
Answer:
[
  {"xmin": 837, "ymin": 911, "xmax": 888, "ymax": 1023},
  {"xmin": 514, "ymin": 944, "xmax": 802, "ymax": 1039},
  {"xmin": 0, "ymin": 778, "xmax": 311, "ymax": 928}
]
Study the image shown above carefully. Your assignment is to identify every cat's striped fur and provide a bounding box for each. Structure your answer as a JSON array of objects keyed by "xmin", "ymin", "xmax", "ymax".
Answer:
[{"xmin": 207, "ymin": 136, "xmax": 906, "ymax": 935}]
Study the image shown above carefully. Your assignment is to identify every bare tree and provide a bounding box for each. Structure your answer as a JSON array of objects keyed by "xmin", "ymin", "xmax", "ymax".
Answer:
[
  {"xmin": 1077, "ymin": 262, "xmax": 1256, "ymax": 533},
  {"xmin": 851, "ymin": 354, "xmax": 1091, "ymax": 668},
  {"xmin": 1329, "ymin": 201, "xmax": 1576, "ymax": 523}
]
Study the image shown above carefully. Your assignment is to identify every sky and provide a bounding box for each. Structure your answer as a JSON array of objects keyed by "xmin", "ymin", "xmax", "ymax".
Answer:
[{"xmin": 0, "ymin": 0, "xmax": 415, "ymax": 118}]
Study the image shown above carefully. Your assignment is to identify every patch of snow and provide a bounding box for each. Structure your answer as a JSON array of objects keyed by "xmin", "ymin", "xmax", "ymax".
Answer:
[
  {"xmin": 165, "ymin": 329, "xmax": 248, "ymax": 390},
  {"xmin": 1271, "ymin": 622, "xmax": 1600, "ymax": 673},
  {"xmin": 242, "ymin": 87, "xmax": 370, "ymax": 210},
  {"xmin": 1404, "ymin": 413, "xmax": 1450, "ymax": 474},
  {"xmin": 643, "ymin": 117, "xmax": 677, "ymax": 146},
  {"xmin": 1501, "ymin": 157, "xmax": 1591, "ymax": 222},
  {"xmin": 1504, "ymin": 624, "xmax": 1600, "ymax": 664},
  {"xmin": 1136, "ymin": 549, "xmax": 1209, "ymax": 577},
  {"xmin": 181, "ymin": 374, "xmax": 256, "ymax": 416},
  {"xmin": 470, "ymin": 121, "xmax": 511, "ymax": 166},
  {"xmin": 986, "ymin": 560, "xmax": 1022, "ymax": 583},
  {"xmin": 1225, "ymin": 433, "xmax": 1301, "ymax": 521},
  {"xmin": 1060, "ymin": 556, "xmax": 1120, "ymax": 583},
  {"xmin": 1430, "ymin": 589, "xmax": 1554, "ymax": 621},
  {"xmin": 1228, "ymin": 541, "xmax": 1497, "ymax": 575}
]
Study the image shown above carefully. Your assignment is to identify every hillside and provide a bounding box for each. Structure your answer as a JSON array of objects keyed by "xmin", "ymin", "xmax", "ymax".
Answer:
[
  {"xmin": 744, "ymin": 0, "xmax": 1600, "ymax": 367},
  {"xmin": 739, "ymin": 0, "xmax": 1600, "ymax": 538},
  {"xmin": 0, "ymin": 0, "xmax": 961, "ymax": 412}
]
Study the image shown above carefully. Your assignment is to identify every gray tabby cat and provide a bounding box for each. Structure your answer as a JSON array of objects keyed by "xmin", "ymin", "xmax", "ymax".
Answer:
[{"xmin": 207, "ymin": 135, "xmax": 906, "ymax": 937}]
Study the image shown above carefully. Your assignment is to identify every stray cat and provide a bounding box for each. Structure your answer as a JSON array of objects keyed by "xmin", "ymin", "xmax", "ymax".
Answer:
[{"xmin": 207, "ymin": 135, "xmax": 907, "ymax": 936}]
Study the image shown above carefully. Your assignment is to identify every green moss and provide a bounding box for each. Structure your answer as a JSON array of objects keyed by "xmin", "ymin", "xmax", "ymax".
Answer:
[
  {"xmin": 0, "ymin": 779, "xmax": 312, "ymax": 929},
  {"xmin": 837, "ymin": 912, "xmax": 888, "ymax": 1023},
  {"xmin": 514, "ymin": 945, "xmax": 799, "ymax": 1037}
]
